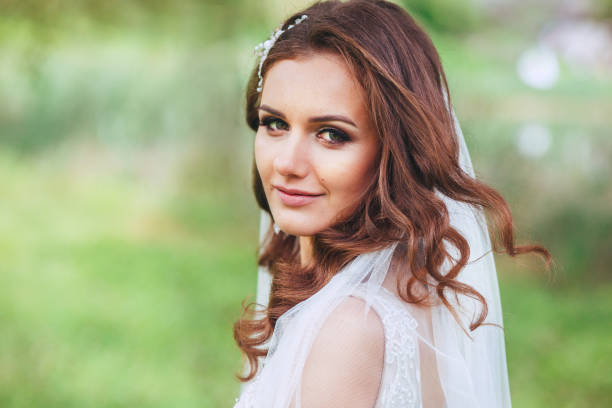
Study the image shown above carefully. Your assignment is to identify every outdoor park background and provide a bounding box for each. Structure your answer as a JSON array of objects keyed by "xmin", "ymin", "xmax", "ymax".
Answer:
[{"xmin": 0, "ymin": 0, "xmax": 610, "ymax": 406}]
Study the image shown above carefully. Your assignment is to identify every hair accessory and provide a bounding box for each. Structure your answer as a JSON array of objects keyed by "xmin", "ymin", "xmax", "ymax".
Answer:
[{"xmin": 254, "ymin": 14, "xmax": 308, "ymax": 93}]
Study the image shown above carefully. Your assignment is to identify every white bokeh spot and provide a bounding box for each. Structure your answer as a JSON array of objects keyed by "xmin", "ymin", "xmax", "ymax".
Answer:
[
  {"xmin": 517, "ymin": 45, "xmax": 560, "ymax": 89},
  {"xmin": 516, "ymin": 122, "xmax": 552, "ymax": 158}
]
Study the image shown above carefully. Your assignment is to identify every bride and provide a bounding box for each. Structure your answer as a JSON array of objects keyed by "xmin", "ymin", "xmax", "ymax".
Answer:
[{"xmin": 233, "ymin": 1, "xmax": 550, "ymax": 407}]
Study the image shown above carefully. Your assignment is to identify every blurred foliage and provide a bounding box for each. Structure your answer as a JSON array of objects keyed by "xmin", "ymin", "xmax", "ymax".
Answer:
[
  {"xmin": 501, "ymin": 274, "xmax": 612, "ymax": 408},
  {"xmin": 597, "ymin": 0, "xmax": 612, "ymax": 18},
  {"xmin": 0, "ymin": 0, "xmax": 264, "ymax": 42},
  {"xmin": 400, "ymin": 0, "xmax": 482, "ymax": 33},
  {"xmin": 0, "ymin": 0, "xmax": 611, "ymax": 407}
]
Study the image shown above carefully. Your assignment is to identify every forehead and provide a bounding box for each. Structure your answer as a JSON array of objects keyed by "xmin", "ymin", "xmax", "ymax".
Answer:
[{"xmin": 261, "ymin": 53, "xmax": 367, "ymax": 119}]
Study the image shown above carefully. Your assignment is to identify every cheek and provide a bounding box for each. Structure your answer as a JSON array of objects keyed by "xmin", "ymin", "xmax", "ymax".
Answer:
[{"xmin": 320, "ymin": 151, "xmax": 377, "ymax": 198}]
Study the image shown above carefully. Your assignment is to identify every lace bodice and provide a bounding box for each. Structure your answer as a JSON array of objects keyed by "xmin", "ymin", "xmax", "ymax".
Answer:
[
  {"xmin": 369, "ymin": 287, "xmax": 421, "ymax": 407},
  {"xmin": 234, "ymin": 285, "xmax": 422, "ymax": 408}
]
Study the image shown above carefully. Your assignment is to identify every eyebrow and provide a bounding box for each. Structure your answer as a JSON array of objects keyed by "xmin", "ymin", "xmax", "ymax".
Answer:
[{"xmin": 258, "ymin": 104, "xmax": 358, "ymax": 128}]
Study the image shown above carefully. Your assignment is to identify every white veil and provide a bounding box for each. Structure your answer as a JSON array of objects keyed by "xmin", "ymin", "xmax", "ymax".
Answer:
[{"xmin": 237, "ymin": 106, "xmax": 512, "ymax": 407}]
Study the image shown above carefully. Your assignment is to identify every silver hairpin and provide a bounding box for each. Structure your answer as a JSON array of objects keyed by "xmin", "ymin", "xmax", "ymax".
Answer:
[{"xmin": 254, "ymin": 15, "xmax": 308, "ymax": 93}]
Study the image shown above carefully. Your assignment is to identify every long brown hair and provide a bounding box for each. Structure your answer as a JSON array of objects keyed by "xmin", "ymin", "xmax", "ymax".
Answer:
[{"xmin": 234, "ymin": 0, "xmax": 550, "ymax": 381}]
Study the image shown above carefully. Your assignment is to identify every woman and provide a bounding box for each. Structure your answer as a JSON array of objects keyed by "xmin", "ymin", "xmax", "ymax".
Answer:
[{"xmin": 234, "ymin": 1, "xmax": 550, "ymax": 407}]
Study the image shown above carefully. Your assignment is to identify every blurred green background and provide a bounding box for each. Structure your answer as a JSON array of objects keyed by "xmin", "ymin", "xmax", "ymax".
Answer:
[{"xmin": 0, "ymin": 0, "xmax": 610, "ymax": 407}]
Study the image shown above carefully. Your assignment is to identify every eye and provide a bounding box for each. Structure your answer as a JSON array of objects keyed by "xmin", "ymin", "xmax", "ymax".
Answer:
[
  {"xmin": 317, "ymin": 128, "xmax": 351, "ymax": 145},
  {"xmin": 259, "ymin": 116, "xmax": 289, "ymax": 133}
]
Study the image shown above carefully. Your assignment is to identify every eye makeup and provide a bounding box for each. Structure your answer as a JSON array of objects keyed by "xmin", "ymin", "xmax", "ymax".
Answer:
[
  {"xmin": 317, "ymin": 127, "xmax": 351, "ymax": 144},
  {"xmin": 258, "ymin": 108, "xmax": 354, "ymax": 145},
  {"xmin": 259, "ymin": 116, "xmax": 289, "ymax": 132}
]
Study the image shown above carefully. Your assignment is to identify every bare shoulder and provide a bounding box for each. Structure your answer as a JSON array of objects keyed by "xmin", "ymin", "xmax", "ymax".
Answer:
[
  {"xmin": 300, "ymin": 296, "xmax": 385, "ymax": 408},
  {"xmin": 321, "ymin": 296, "xmax": 385, "ymax": 342}
]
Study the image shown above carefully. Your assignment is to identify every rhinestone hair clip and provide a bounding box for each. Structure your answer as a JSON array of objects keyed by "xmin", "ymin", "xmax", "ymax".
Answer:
[{"xmin": 254, "ymin": 14, "xmax": 308, "ymax": 93}]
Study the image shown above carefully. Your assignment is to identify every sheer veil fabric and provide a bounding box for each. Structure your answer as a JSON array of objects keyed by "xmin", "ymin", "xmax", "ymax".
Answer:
[{"xmin": 234, "ymin": 106, "xmax": 512, "ymax": 407}]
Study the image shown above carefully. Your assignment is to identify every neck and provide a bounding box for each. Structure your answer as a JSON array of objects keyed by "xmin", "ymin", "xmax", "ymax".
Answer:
[{"xmin": 299, "ymin": 236, "xmax": 314, "ymax": 267}]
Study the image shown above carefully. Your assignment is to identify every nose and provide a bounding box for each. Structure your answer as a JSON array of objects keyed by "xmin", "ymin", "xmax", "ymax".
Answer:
[{"xmin": 273, "ymin": 130, "xmax": 310, "ymax": 178}]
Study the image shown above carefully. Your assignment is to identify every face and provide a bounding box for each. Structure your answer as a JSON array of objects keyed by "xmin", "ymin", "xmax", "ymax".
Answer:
[{"xmin": 255, "ymin": 53, "xmax": 379, "ymax": 237}]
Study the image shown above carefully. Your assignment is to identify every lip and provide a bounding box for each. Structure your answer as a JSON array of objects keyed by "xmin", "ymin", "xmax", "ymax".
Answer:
[{"xmin": 273, "ymin": 185, "xmax": 324, "ymax": 207}]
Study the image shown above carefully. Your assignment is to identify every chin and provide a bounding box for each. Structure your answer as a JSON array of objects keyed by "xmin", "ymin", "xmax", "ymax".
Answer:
[
  {"xmin": 275, "ymin": 217, "xmax": 329, "ymax": 237},
  {"xmin": 278, "ymin": 224, "xmax": 325, "ymax": 237}
]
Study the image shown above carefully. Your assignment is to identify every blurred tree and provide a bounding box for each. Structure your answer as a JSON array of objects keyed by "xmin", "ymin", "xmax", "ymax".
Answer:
[
  {"xmin": 0, "ymin": 0, "xmax": 265, "ymax": 42},
  {"xmin": 399, "ymin": 0, "xmax": 482, "ymax": 33}
]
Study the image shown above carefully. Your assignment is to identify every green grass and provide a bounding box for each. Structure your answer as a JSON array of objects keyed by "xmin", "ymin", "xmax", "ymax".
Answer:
[
  {"xmin": 501, "ymin": 273, "xmax": 612, "ymax": 407},
  {"xmin": 0, "ymin": 151, "xmax": 257, "ymax": 407}
]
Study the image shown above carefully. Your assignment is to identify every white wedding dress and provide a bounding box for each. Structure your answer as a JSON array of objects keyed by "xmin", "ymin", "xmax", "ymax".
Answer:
[
  {"xmin": 234, "ymin": 109, "xmax": 513, "ymax": 408},
  {"xmin": 235, "ymin": 281, "xmax": 425, "ymax": 408}
]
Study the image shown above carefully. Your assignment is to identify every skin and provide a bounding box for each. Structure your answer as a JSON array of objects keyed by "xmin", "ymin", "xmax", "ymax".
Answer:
[{"xmin": 254, "ymin": 53, "xmax": 380, "ymax": 266}]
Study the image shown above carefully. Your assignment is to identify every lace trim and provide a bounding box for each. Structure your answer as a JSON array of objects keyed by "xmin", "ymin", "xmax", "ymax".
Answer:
[{"xmin": 365, "ymin": 287, "xmax": 421, "ymax": 408}]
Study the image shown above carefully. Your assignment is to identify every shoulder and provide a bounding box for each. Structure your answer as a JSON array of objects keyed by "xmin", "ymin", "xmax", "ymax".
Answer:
[
  {"xmin": 300, "ymin": 296, "xmax": 385, "ymax": 408},
  {"xmin": 324, "ymin": 295, "xmax": 385, "ymax": 337}
]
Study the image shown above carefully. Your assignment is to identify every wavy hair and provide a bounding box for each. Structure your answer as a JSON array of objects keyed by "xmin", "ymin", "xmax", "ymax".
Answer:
[{"xmin": 234, "ymin": 0, "xmax": 550, "ymax": 381}]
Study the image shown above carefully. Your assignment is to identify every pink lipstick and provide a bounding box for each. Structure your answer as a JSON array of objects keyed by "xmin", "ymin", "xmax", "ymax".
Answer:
[{"xmin": 274, "ymin": 186, "xmax": 324, "ymax": 207}]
